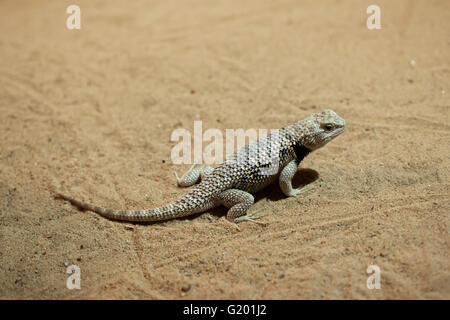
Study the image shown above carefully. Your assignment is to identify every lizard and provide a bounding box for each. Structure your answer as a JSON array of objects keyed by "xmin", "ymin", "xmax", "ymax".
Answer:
[{"xmin": 56, "ymin": 109, "xmax": 345, "ymax": 228}]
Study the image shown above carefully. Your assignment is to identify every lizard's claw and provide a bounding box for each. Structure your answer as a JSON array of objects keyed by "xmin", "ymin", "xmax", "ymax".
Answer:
[
  {"xmin": 222, "ymin": 218, "xmax": 241, "ymax": 231},
  {"xmin": 234, "ymin": 208, "xmax": 267, "ymax": 226},
  {"xmin": 287, "ymin": 185, "xmax": 312, "ymax": 197},
  {"xmin": 175, "ymin": 164, "xmax": 197, "ymax": 186},
  {"xmin": 174, "ymin": 171, "xmax": 181, "ymax": 184}
]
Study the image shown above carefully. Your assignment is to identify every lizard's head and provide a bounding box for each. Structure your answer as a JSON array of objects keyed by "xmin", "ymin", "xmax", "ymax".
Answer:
[{"xmin": 299, "ymin": 109, "xmax": 345, "ymax": 150}]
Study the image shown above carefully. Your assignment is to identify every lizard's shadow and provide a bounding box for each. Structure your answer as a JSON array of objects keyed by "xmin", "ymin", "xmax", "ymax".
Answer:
[{"xmin": 207, "ymin": 167, "xmax": 319, "ymax": 219}]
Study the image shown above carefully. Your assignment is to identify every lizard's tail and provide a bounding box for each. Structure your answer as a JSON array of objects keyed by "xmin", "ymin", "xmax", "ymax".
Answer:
[{"xmin": 56, "ymin": 192, "xmax": 212, "ymax": 222}]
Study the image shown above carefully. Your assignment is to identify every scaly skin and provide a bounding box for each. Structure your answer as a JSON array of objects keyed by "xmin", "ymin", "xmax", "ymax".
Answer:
[{"xmin": 56, "ymin": 109, "xmax": 345, "ymax": 226}]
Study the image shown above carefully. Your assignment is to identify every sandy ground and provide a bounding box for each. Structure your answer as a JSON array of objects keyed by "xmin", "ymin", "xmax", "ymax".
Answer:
[{"xmin": 0, "ymin": 0, "xmax": 449, "ymax": 299}]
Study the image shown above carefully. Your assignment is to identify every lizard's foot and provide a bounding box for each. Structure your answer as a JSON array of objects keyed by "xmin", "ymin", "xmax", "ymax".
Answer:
[
  {"xmin": 174, "ymin": 164, "xmax": 197, "ymax": 186},
  {"xmin": 279, "ymin": 160, "xmax": 315, "ymax": 197},
  {"xmin": 234, "ymin": 208, "xmax": 267, "ymax": 226},
  {"xmin": 286, "ymin": 184, "xmax": 312, "ymax": 197},
  {"xmin": 175, "ymin": 164, "xmax": 214, "ymax": 187},
  {"xmin": 221, "ymin": 217, "xmax": 241, "ymax": 231}
]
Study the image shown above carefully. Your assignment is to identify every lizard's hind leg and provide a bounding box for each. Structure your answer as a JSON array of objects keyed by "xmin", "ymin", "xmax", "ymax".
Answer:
[
  {"xmin": 175, "ymin": 165, "xmax": 214, "ymax": 187},
  {"xmin": 216, "ymin": 189, "xmax": 265, "ymax": 229}
]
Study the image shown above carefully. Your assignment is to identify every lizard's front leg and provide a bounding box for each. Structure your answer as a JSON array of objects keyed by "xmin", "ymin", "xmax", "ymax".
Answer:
[
  {"xmin": 279, "ymin": 159, "xmax": 311, "ymax": 197},
  {"xmin": 175, "ymin": 165, "xmax": 214, "ymax": 187},
  {"xmin": 215, "ymin": 189, "xmax": 265, "ymax": 229}
]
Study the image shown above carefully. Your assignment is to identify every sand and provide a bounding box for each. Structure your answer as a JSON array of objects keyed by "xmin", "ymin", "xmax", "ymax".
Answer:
[{"xmin": 0, "ymin": 0, "xmax": 449, "ymax": 299}]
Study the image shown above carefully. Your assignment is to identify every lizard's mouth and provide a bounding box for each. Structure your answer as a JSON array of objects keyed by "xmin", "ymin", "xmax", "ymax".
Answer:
[
  {"xmin": 327, "ymin": 127, "xmax": 345, "ymax": 140},
  {"xmin": 317, "ymin": 127, "xmax": 344, "ymax": 146},
  {"xmin": 335, "ymin": 127, "xmax": 345, "ymax": 135}
]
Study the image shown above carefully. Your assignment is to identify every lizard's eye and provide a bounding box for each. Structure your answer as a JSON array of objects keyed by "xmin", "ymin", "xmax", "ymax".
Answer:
[{"xmin": 323, "ymin": 123, "xmax": 333, "ymax": 131}]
